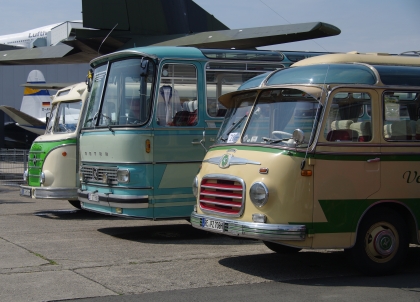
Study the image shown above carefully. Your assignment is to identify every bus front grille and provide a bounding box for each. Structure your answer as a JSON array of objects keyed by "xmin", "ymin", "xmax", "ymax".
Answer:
[
  {"xmin": 80, "ymin": 165, "xmax": 118, "ymax": 184},
  {"xmin": 199, "ymin": 175, "xmax": 245, "ymax": 217}
]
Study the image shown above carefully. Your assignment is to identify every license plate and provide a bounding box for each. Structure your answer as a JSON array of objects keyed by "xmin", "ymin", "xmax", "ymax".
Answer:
[
  {"xmin": 88, "ymin": 193, "xmax": 99, "ymax": 202},
  {"xmin": 201, "ymin": 218, "xmax": 224, "ymax": 232},
  {"xmin": 20, "ymin": 188, "xmax": 31, "ymax": 197}
]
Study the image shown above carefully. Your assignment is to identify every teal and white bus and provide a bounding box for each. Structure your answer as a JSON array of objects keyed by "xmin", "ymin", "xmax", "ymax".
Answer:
[{"xmin": 78, "ymin": 47, "xmax": 287, "ymax": 219}]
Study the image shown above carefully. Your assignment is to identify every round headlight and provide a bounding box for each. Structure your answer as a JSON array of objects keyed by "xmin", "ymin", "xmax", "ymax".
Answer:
[
  {"xmin": 40, "ymin": 172, "xmax": 45, "ymax": 184},
  {"xmin": 23, "ymin": 170, "xmax": 28, "ymax": 183},
  {"xmin": 249, "ymin": 182, "xmax": 269, "ymax": 207},
  {"xmin": 192, "ymin": 176, "xmax": 199, "ymax": 197}
]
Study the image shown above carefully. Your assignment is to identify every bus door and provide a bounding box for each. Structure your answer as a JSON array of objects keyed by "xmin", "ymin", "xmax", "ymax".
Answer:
[
  {"xmin": 312, "ymin": 89, "xmax": 380, "ymax": 247},
  {"xmin": 152, "ymin": 61, "xmax": 205, "ymax": 218}
]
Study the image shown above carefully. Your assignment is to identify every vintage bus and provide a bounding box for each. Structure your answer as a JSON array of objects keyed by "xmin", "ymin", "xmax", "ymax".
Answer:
[
  {"xmin": 20, "ymin": 82, "xmax": 88, "ymax": 209},
  {"xmin": 78, "ymin": 46, "xmax": 289, "ymax": 219},
  {"xmin": 191, "ymin": 52, "xmax": 420, "ymax": 275}
]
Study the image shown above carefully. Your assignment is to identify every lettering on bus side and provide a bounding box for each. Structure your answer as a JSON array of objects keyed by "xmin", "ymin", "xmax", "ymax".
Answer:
[{"xmin": 403, "ymin": 171, "xmax": 420, "ymax": 184}]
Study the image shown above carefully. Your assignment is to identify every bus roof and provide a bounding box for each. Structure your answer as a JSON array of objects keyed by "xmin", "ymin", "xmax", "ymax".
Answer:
[
  {"xmin": 52, "ymin": 82, "xmax": 87, "ymax": 104},
  {"xmin": 292, "ymin": 52, "xmax": 420, "ymax": 67}
]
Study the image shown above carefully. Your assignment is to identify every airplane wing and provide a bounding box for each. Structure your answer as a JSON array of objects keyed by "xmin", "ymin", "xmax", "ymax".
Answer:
[
  {"xmin": 0, "ymin": 44, "xmax": 25, "ymax": 51},
  {"xmin": 0, "ymin": 0, "xmax": 340, "ymax": 65},
  {"xmin": 3, "ymin": 122, "xmax": 39, "ymax": 149},
  {"xmin": 21, "ymin": 83, "xmax": 77, "ymax": 90},
  {"xmin": 151, "ymin": 22, "xmax": 340, "ymax": 49},
  {"xmin": 0, "ymin": 106, "xmax": 46, "ymax": 135}
]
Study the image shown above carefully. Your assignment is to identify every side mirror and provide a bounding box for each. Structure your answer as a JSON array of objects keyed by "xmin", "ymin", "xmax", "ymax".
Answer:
[
  {"xmin": 45, "ymin": 112, "xmax": 51, "ymax": 127},
  {"xmin": 140, "ymin": 59, "xmax": 149, "ymax": 77},
  {"xmin": 293, "ymin": 129, "xmax": 305, "ymax": 145},
  {"xmin": 86, "ymin": 69, "xmax": 93, "ymax": 92}
]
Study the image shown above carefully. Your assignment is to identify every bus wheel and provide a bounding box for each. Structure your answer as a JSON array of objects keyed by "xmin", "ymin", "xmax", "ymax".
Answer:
[
  {"xmin": 68, "ymin": 200, "xmax": 82, "ymax": 209},
  {"xmin": 349, "ymin": 209, "xmax": 408, "ymax": 275},
  {"xmin": 263, "ymin": 241, "xmax": 301, "ymax": 254}
]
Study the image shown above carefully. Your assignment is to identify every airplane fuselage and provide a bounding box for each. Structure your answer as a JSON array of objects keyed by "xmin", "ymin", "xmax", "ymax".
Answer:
[{"xmin": 0, "ymin": 21, "xmax": 81, "ymax": 49}]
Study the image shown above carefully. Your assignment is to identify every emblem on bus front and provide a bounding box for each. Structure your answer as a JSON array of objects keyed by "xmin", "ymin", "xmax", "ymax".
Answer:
[
  {"xmin": 92, "ymin": 168, "xmax": 99, "ymax": 180},
  {"xmin": 219, "ymin": 154, "xmax": 232, "ymax": 169}
]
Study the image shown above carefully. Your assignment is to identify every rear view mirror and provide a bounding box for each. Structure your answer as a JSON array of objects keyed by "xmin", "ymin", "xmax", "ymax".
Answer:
[{"xmin": 86, "ymin": 69, "xmax": 93, "ymax": 92}]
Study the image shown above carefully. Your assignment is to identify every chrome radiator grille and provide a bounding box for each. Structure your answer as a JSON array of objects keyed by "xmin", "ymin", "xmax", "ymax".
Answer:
[
  {"xmin": 80, "ymin": 165, "xmax": 118, "ymax": 184},
  {"xmin": 199, "ymin": 175, "xmax": 245, "ymax": 217}
]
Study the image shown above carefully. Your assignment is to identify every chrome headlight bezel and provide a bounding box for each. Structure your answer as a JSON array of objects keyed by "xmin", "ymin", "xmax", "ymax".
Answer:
[
  {"xmin": 117, "ymin": 169, "xmax": 130, "ymax": 183},
  {"xmin": 249, "ymin": 182, "xmax": 269, "ymax": 208},
  {"xmin": 40, "ymin": 172, "xmax": 45, "ymax": 184},
  {"xmin": 192, "ymin": 176, "xmax": 199, "ymax": 197}
]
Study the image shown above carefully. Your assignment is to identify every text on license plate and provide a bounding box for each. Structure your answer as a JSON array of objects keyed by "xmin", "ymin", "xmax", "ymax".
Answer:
[
  {"xmin": 88, "ymin": 193, "xmax": 99, "ymax": 202},
  {"xmin": 201, "ymin": 218, "xmax": 224, "ymax": 232}
]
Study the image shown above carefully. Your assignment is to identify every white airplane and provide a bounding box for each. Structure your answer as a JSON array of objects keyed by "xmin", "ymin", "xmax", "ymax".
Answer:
[{"xmin": 0, "ymin": 21, "xmax": 82, "ymax": 50}]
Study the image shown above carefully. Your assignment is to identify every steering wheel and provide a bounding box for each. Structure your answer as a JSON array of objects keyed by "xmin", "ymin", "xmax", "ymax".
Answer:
[{"xmin": 272, "ymin": 130, "xmax": 292, "ymax": 139}]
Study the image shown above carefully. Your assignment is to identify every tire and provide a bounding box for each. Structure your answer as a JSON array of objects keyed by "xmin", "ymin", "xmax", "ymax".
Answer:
[
  {"xmin": 263, "ymin": 241, "xmax": 301, "ymax": 254},
  {"xmin": 68, "ymin": 200, "xmax": 82, "ymax": 210},
  {"xmin": 348, "ymin": 209, "xmax": 409, "ymax": 276}
]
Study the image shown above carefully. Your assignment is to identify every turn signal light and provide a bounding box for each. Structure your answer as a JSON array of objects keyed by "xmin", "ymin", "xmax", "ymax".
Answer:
[
  {"xmin": 301, "ymin": 170, "xmax": 312, "ymax": 176},
  {"xmin": 62, "ymin": 151, "xmax": 67, "ymax": 156},
  {"xmin": 145, "ymin": 139, "xmax": 151, "ymax": 153}
]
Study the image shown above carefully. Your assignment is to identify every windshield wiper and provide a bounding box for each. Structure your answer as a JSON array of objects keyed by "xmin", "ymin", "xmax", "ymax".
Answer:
[
  {"xmin": 220, "ymin": 114, "xmax": 247, "ymax": 141},
  {"xmin": 262, "ymin": 137, "xmax": 285, "ymax": 144}
]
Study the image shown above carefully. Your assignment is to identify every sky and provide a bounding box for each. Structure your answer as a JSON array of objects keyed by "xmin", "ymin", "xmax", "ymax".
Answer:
[{"xmin": 0, "ymin": 0, "xmax": 418, "ymax": 54}]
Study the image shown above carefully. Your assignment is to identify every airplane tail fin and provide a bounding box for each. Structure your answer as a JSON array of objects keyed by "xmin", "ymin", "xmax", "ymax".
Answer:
[{"xmin": 20, "ymin": 70, "xmax": 52, "ymax": 123}]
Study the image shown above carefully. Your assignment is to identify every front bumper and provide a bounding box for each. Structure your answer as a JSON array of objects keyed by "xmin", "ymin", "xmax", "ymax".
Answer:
[
  {"xmin": 191, "ymin": 212, "xmax": 306, "ymax": 241},
  {"xmin": 19, "ymin": 185, "xmax": 78, "ymax": 200},
  {"xmin": 78, "ymin": 189, "xmax": 149, "ymax": 209}
]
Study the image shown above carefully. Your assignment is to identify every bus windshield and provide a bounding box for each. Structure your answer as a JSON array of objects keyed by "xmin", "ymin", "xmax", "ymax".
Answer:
[
  {"xmin": 83, "ymin": 58, "xmax": 156, "ymax": 128},
  {"xmin": 217, "ymin": 89, "xmax": 322, "ymax": 147}
]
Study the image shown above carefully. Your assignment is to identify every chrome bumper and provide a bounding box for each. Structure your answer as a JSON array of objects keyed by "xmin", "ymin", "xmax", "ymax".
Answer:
[
  {"xmin": 20, "ymin": 185, "xmax": 78, "ymax": 200},
  {"xmin": 191, "ymin": 212, "xmax": 306, "ymax": 241},
  {"xmin": 78, "ymin": 189, "xmax": 149, "ymax": 209}
]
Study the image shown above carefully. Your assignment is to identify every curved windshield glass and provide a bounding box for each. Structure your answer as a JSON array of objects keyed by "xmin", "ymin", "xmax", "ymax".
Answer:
[
  {"xmin": 83, "ymin": 58, "xmax": 156, "ymax": 128},
  {"xmin": 216, "ymin": 92, "xmax": 256, "ymax": 144},
  {"xmin": 45, "ymin": 104, "xmax": 58, "ymax": 134},
  {"xmin": 266, "ymin": 64, "xmax": 377, "ymax": 86},
  {"xmin": 54, "ymin": 101, "xmax": 82, "ymax": 133},
  {"xmin": 83, "ymin": 65, "xmax": 107, "ymax": 128},
  {"xmin": 242, "ymin": 89, "xmax": 321, "ymax": 147},
  {"xmin": 238, "ymin": 72, "xmax": 271, "ymax": 91}
]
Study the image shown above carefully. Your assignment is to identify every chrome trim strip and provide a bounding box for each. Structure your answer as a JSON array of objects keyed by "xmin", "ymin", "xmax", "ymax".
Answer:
[
  {"xmin": 191, "ymin": 212, "xmax": 306, "ymax": 241},
  {"xmin": 203, "ymin": 155, "xmax": 260, "ymax": 166},
  {"xmin": 78, "ymin": 189, "xmax": 149, "ymax": 208},
  {"xmin": 108, "ymin": 202, "xmax": 149, "ymax": 209},
  {"xmin": 34, "ymin": 187, "xmax": 77, "ymax": 199}
]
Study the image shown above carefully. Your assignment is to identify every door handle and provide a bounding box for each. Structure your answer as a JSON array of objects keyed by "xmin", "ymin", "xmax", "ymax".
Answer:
[
  {"xmin": 191, "ymin": 131, "xmax": 207, "ymax": 152},
  {"xmin": 367, "ymin": 158, "xmax": 380, "ymax": 163}
]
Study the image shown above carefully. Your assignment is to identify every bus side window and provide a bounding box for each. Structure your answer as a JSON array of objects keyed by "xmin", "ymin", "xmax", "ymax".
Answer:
[
  {"xmin": 157, "ymin": 64, "xmax": 198, "ymax": 127},
  {"xmin": 383, "ymin": 91, "xmax": 420, "ymax": 141},
  {"xmin": 324, "ymin": 92, "xmax": 372, "ymax": 142}
]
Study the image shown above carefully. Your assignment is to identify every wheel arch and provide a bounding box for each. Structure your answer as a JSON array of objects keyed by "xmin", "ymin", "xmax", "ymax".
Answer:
[{"xmin": 353, "ymin": 200, "xmax": 419, "ymax": 246}]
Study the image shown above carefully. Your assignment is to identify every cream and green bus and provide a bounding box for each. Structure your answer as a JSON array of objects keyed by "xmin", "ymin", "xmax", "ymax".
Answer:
[
  {"xmin": 191, "ymin": 52, "xmax": 420, "ymax": 275},
  {"xmin": 20, "ymin": 82, "xmax": 88, "ymax": 209}
]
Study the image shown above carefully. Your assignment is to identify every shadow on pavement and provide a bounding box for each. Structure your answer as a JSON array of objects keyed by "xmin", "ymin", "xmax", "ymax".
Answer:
[
  {"xmin": 97, "ymin": 223, "xmax": 260, "ymax": 246},
  {"xmin": 218, "ymin": 245, "xmax": 420, "ymax": 285},
  {"xmin": 33, "ymin": 208, "xmax": 125, "ymax": 220}
]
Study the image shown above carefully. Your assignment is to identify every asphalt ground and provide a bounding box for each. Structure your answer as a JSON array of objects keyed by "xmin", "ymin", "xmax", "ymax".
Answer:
[{"xmin": 1, "ymin": 185, "xmax": 420, "ymax": 302}]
